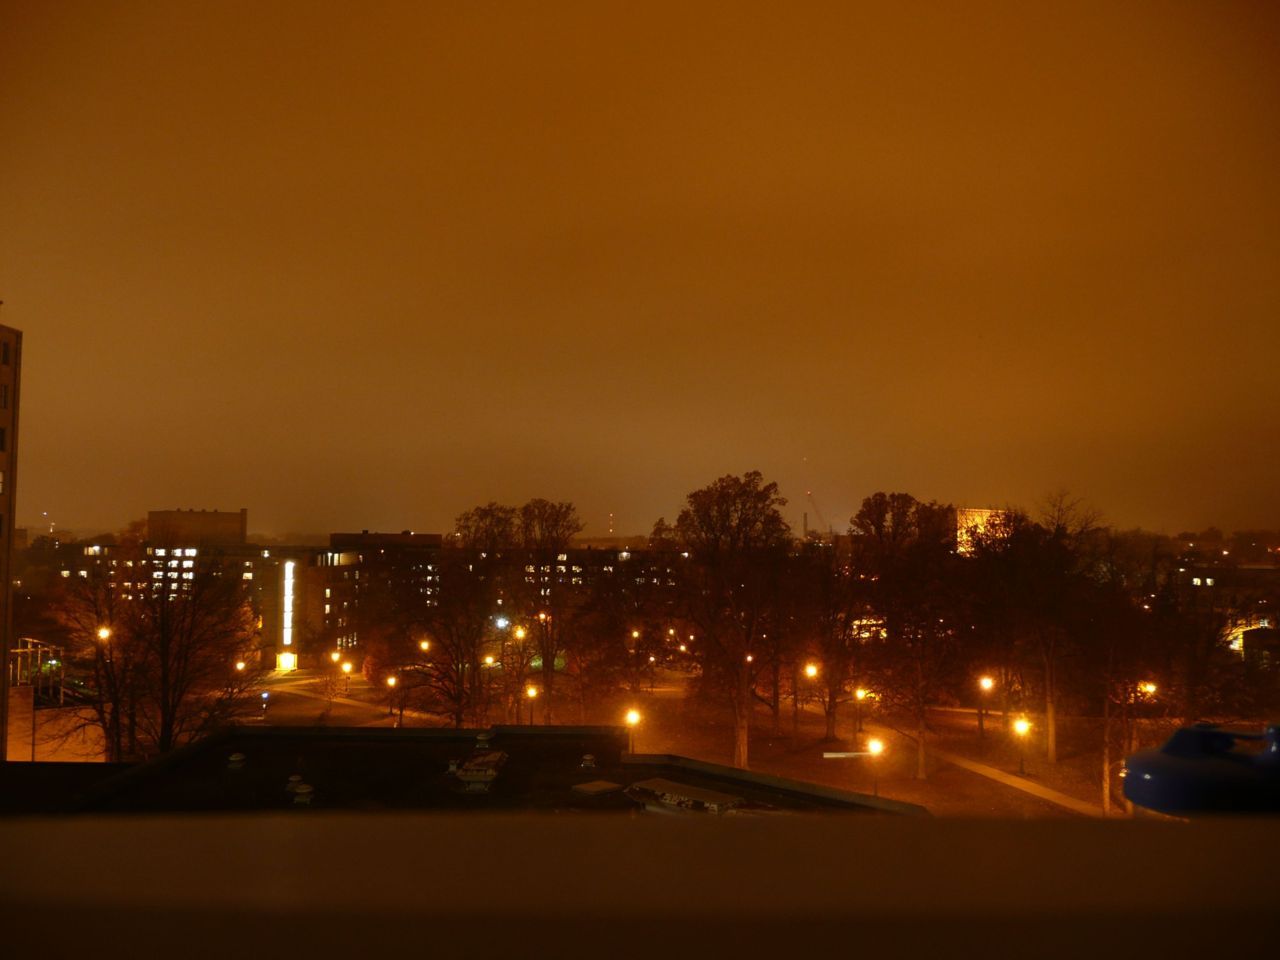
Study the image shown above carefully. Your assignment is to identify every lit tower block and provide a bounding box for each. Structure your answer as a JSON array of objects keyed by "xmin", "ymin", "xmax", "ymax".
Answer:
[{"xmin": 276, "ymin": 560, "xmax": 298, "ymax": 672}]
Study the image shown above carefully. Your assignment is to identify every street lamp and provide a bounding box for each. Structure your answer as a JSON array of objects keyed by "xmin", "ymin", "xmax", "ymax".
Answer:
[
  {"xmin": 1013, "ymin": 716, "xmax": 1031, "ymax": 775},
  {"xmin": 341, "ymin": 660, "xmax": 352, "ymax": 694},
  {"xmin": 96, "ymin": 626, "xmax": 112, "ymax": 642},
  {"xmin": 419, "ymin": 639, "xmax": 430, "ymax": 653},
  {"xmin": 867, "ymin": 737, "xmax": 885, "ymax": 796},
  {"xmin": 625, "ymin": 709, "xmax": 641, "ymax": 753},
  {"xmin": 804, "ymin": 662, "xmax": 819, "ymax": 679},
  {"xmin": 978, "ymin": 675, "xmax": 994, "ymax": 743},
  {"xmin": 386, "ymin": 674, "xmax": 398, "ymax": 720},
  {"xmin": 330, "ymin": 650, "xmax": 341, "ymax": 664},
  {"xmin": 525, "ymin": 684, "xmax": 539, "ymax": 725},
  {"xmin": 854, "ymin": 687, "xmax": 869, "ymax": 732},
  {"xmin": 1139, "ymin": 681, "xmax": 1157, "ymax": 697},
  {"xmin": 513, "ymin": 626, "xmax": 527, "ymax": 641},
  {"xmin": 235, "ymin": 661, "xmax": 246, "ymax": 672}
]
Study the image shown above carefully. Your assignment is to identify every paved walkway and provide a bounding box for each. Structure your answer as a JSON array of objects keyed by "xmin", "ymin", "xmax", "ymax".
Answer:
[{"xmin": 929, "ymin": 745, "xmax": 1105, "ymax": 817}]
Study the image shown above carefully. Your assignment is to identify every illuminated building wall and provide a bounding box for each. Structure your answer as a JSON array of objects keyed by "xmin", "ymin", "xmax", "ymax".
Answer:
[
  {"xmin": 0, "ymin": 323, "xmax": 22, "ymax": 759},
  {"xmin": 955, "ymin": 507, "xmax": 999, "ymax": 556}
]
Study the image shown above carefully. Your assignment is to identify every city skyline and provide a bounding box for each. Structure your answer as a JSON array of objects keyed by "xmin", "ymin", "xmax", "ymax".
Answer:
[{"xmin": 3, "ymin": 2, "xmax": 1278, "ymax": 538}]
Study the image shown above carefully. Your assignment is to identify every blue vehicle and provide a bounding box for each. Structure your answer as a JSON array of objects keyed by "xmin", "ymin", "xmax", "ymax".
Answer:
[{"xmin": 1124, "ymin": 722, "xmax": 1280, "ymax": 816}]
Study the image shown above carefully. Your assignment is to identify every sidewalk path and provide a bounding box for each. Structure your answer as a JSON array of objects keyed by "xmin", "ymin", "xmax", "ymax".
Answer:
[
  {"xmin": 929, "ymin": 745, "xmax": 1105, "ymax": 817},
  {"xmin": 273, "ymin": 680, "xmax": 438, "ymax": 723}
]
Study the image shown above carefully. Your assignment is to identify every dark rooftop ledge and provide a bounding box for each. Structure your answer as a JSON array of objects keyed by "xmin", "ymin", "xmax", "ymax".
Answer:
[
  {"xmin": 6, "ymin": 724, "xmax": 912, "ymax": 816},
  {"xmin": 625, "ymin": 751, "xmax": 926, "ymax": 816}
]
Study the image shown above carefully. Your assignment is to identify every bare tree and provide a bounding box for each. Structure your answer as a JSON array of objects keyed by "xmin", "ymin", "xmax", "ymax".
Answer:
[
  {"xmin": 852, "ymin": 492, "xmax": 960, "ymax": 780},
  {"xmin": 673, "ymin": 471, "xmax": 790, "ymax": 769},
  {"xmin": 55, "ymin": 547, "xmax": 264, "ymax": 759}
]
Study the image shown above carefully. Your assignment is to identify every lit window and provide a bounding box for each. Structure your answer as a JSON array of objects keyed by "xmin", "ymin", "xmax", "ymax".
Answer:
[
  {"xmin": 1206, "ymin": 578, "xmax": 1215, "ymax": 586},
  {"xmin": 182, "ymin": 560, "xmax": 193, "ymax": 569},
  {"xmin": 186, "ymin": 548, "xmax": 197, "ymax": 557},
  {"xmin": 242, "ymin": 572, "xmax": 253, "ymax": 581},
  {"xmin": 1192, "ymin": 578, "xmax": 1202, "ymax": 586},
  {"xmin": 155, "ymin": 549, "xmax": 167, "ymax": 557}
]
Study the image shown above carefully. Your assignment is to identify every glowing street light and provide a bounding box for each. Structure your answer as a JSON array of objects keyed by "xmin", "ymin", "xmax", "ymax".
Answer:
[
  {"xmin": 978, "ymin": 675, "xmax": 995, "ymax": 743},
  {"xmin": 330, "ymin": 650, "xmax": 341, "ymax": 663},
  {"xmin": 625, "ymin": 708, "xmax": 641, "ymax": 752},
  {"xmin": 419, "ymin": 639, "xmax": 430, "ymax": 652},
  {"xmin": 525, "ymin": 684, "xmax": 539, "ymax": 725},
  {"xmin": 235, "ymin": 661, "xmax": 246, "ymax": 672},
  {"xmin": 854, "ymin": 687, "xmax": 870, "ymax": 732},
  {"xmin": 631, "ymin": 629, "xmax": 640, "ymax": 640},
  {"xmin": 804, "ymin": 662, "xmax": 819, "ymax": 679},
  {"xmin": 484, "ymin": 655, "xmax": 495, "ymax": 666},
  {"xmin": 96, "ymin": 626, "xmax": 112, "ymax": 642},
  {"xmin": 1013, "ymin": 716, "xmax": 1032, "ymax": 775},
  {"xmin": 385, "ymin": 673, "xmax": 404, "ymax": 721},
  {"xmin": 513, "ymin": 626, "xmax": 527, "ymax": 640},
  {"xmin": 1139, "ymin": 681, "xmax": 1158, "ymax": 696},
  {"xmin": 341, "ymin": 660, "xmax": 352, "ymax": 694},
  {"xmin": 867, "ymin": 738, "xmax": 885, "ymax": 796}
]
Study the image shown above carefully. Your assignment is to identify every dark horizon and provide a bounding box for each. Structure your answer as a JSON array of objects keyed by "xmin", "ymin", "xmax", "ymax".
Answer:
[{"xmin": 3, "ymin": 2, "xmax": 1277, "ymax": 538}]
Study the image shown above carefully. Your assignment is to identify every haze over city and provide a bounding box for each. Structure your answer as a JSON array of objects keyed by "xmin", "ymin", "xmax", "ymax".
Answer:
[{"xmin": 3, "ymin": 1, "xmax": 1278, "ymax": 536}]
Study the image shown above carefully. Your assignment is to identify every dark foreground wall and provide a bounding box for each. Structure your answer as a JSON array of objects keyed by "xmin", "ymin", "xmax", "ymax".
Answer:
[{"xmin": 0, "ymin": 815, "xmax": 1274, "ymax": 958}]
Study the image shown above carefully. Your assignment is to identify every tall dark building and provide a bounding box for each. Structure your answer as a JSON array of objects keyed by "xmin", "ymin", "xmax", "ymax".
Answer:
[{"xmin": 0, "ymin": 323, "xmax": 23, "ymax": 761}]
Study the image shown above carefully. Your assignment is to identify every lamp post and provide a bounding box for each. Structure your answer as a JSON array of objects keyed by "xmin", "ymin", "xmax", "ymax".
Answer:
[
  {"xmin": 854, "ymin": 687, "xmax": 868, "ymax": 733},
  {"xmin": 1014, "ymin": 716, "xmax": 1031, "ymax": 775},
  {"xmin": 625, "ymin": 709, "xmax": 641, "ymax": 753},
  {"xmin": 867, "ymin": 738, "xmax": 885, "ymax": 797},
  {"xmin": 823, "ymin": 738, "xmax": 886, "ymax": 797},
  {"xmin": 978, "ymin": 675, "xmax": 994, "ymax": 744},
  {"xmin": 341, "ymin": 661, "xmax": 352, "ymax": 694},
  {"xmin": 386, "ymin": 674, "xmax": 398, "ymax": 719},
  {"xmin": 525, "ymin": 684, "xmax": 538, "ymax": 725}
]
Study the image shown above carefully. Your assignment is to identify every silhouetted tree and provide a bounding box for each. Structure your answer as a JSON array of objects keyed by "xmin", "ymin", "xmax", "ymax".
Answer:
[
  {"xmin": 672, "ymin": 471, "xmax": 790, "ymax": 768},
  {"xmin": 852, "ymin": 492, "xmax": 961, "ymax": 779},
  {"xmin": 55, "ymin": 546, "xmax": 263, "ymax": 758}
]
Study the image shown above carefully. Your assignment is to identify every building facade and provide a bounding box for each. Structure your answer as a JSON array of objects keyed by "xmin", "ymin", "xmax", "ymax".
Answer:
[{"xmin": 0, "ymin": 324, "xmax": 22, "ymax": 760}]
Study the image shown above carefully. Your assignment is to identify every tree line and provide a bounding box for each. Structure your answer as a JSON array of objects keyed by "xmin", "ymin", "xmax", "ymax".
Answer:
[{"xmin": 39, "ymin": 474, "xmax": 1278, "ymax": 796}]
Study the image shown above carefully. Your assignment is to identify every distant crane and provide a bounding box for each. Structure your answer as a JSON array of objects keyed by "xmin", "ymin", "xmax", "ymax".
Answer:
[{"xmin": 805, "ymin": 490, "xmax": 833, "ymax": 542}]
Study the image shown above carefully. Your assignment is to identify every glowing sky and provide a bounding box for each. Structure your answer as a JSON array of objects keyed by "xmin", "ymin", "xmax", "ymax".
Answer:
[{"xmin": 2, "ymin": 1, "xmax": 1277, "ymax": 537}]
